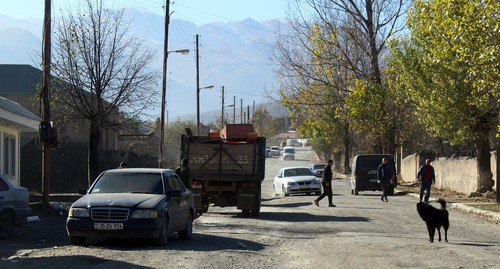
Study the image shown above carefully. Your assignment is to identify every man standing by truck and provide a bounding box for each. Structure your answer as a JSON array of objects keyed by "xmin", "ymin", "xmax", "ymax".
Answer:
[
  {"xmin": 175, "ymin": 158, "xmax": 192, "ymax": 189},
  {"xmin": 314, "ymin": 160, "xmax": 336, "ymax": 207}
]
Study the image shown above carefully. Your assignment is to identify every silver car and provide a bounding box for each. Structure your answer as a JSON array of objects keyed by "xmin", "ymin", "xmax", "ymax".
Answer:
[
  {"xmin": 0, "ymin": 175, "xmax": 31, "ymax": 238},
  {"xmin": 273, "ymin": 167, "xmax": 321, "ymax": 196}
]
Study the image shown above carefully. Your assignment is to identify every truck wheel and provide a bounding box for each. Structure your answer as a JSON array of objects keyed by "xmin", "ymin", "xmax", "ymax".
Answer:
[
  {"xmin": 242, "ymin": 209, "xmax": 251, "ymax": 217},
  {"xmin": 250, "ymin": 207, "xmax": 260, "ymax": 217},
  {"xmin": 202, "ymin": 197, "xmax": 209, "ymax": 213}
]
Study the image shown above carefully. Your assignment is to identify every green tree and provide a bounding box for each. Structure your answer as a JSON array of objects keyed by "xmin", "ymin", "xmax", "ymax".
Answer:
[
  {"xmin": 52, "ymin": 0, "xmax": 158, "ymax": 185},
  {"xmin": 389, "ymin": 0, "xmax": 499, "ymax": 192},
  {"xmin": 274, "ymin": 0, "xmax": 408, "ymax": 164}
]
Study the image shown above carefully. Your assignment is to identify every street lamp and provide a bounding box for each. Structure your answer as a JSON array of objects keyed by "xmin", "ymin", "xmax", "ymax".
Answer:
[
  {"xmin": 197, "ymin": 84, "xmax": 214, "ymax": 135},
  {"xmin": 159, "ymin": 48, "xmax": 190, "ymax": 168}
]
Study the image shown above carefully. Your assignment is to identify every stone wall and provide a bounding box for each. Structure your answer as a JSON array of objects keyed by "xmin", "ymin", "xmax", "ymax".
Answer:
[{"xmin": 400, "ymin": 151, "xmax": 497, "ymax": 195}]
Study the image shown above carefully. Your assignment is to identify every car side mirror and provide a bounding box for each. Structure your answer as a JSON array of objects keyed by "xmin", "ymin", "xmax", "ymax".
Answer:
[{"xmin": 168, "ymin": 190, "xmax": 182, "ymax": 197}]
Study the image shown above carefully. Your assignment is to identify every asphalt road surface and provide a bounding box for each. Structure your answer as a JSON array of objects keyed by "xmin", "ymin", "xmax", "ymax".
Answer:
[{"xmin": 1, "ymin": 146, "xmax": 499, "ymax": 268}]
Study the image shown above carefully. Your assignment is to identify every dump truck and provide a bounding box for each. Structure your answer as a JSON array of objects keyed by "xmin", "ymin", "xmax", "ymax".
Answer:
[{"xmin": 180, "ymin": 124, "xmax": 266, "ymax": 217}]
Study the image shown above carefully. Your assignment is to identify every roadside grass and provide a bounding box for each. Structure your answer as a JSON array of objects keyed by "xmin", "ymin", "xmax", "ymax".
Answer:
[
  {"xmin": 397, "ymin": 182, "xmax": 499, "ymax": 213},
  {"xmin": 466, "ymin": 203, "xmax": 500, "ymax": 213}
]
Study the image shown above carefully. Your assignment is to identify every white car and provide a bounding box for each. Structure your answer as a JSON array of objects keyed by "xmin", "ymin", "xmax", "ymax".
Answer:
[
  {"xmin": 273, "ymin": 167, "xmax": 321, "ymax": 196},
  {"xmin": 270, "ymin": 146, "xmax": 280, "ymax": 157}
]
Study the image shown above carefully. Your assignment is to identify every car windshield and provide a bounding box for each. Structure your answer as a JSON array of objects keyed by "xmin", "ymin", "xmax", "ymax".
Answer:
[
  {"xmin": 284, "ymin": 168, "xmax": 314, "ymax": 177},
  {"xmin": 313, "ymin": 164, "xmax": 326, "ymax": 170},
  {"xmin": 90, "ymin": 172, "xmax": 164, "ymax": 194},
  {"xmin": 284, "ymin": 148, "xmax": 294, "ymax": 153}
]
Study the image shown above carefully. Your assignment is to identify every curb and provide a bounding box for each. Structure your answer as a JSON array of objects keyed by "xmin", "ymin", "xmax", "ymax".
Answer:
[{"xmin": 403, "ymin": 192, "xmax": 500, "ymax": 224}]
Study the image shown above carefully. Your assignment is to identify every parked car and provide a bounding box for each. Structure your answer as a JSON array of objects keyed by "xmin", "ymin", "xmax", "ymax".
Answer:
[
  {"xmin": 270, "ymin": 146, "xmax": 280, "ymax": 157},
  {"xmin": 308, "ymin": 163, "xmax": 326, "ymax": 178},
  {"xmin": 283, "ymin": 146, "xmax": 295, "ymax": 160},
  {"xmin": 0, "ymin": 175, "xmax": 31, "ymax": 239},
  {"xmin": 66, "ymin": 168, "xmax": 195, "ymax": 246},
  {"xmin": 350, "ymin": 154, "xmax": 398, "ymax": 195},
  {"xmin": 273, "ymin": 167, "xmax": 321, "ymax": 196}
]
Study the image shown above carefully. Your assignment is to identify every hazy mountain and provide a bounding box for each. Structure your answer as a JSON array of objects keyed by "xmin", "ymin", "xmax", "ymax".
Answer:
[{"xmin": 0, "ymin": 9, "xmax": 287, "ymax": 121}]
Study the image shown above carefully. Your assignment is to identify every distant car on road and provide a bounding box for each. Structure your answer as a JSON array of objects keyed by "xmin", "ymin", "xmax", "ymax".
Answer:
[
  {"xmin": 282, "ymin": 146, "xmax": 295, "ymax": 160},
  {"xmin": 270, "ymin": 146, "xmax": 280, "ymax": 157},
  {"xmin": 0, "ymin": 175, "xmax": 31, "ymax": 239},
  {"xmin": 273, "ymin": 167, "xmax": 321, "ymax": 196},
  {"xmin": 66, "ymin": 168, "xmax": 195, "ymax": 246},
  {"xmin": 308, "ymin": 163, "xmax": 326, "ymax": 178}
]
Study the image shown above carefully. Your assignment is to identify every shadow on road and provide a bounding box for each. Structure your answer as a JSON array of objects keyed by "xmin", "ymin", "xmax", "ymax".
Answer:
[
  {"xmin": 257, "ymin": 211, "xmax": 371, "ymax": 223},
  {"xmin": 0, "ymin": 255, "xmax": 154, "ymax": 269}
]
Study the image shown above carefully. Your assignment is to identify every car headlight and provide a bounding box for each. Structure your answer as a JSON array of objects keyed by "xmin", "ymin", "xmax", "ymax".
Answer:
[
  {"xmin": 287, "ymin": 182, "xmax": 295, "ymax": 186},
  {"xmin": 131, "ymin": 209, "xmax": 158, "ymax": 219},
  {"xmin": 69, "ymin": 208, "xmax": 89, "ymax": 218}
]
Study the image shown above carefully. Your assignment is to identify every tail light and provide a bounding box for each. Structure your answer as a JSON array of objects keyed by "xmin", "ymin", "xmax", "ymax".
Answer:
[{"xmin": 192, "ymin": 179, "xmax": 203, "ymax": 189}]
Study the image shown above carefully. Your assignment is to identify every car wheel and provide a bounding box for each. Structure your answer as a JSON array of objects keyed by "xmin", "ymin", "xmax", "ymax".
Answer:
[
  {"xmin": 354, "ymin": 188, "xmax": 359, "ymax": 195},
  {"xmin": 154, "ymin": 214, "xmax": 169, "ymax": 246},
  {"xmin": 0, "ymin": 211, "xmax": 14, "ymax": 239},
  {"xmin": 282, "ymin": 185, "xmax": 289, "ymax": 196},
  {"xmin": 69, "ymin": 235, "xmax": 85, "ymax": 245},
  {"xmin": 178, "ymin": 214, "xmax": 193, "ymax": 240}
]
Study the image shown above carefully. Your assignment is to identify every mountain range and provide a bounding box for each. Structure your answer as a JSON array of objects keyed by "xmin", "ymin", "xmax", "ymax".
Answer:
[{"xmin": 0, "ymin": 7, "xmax": 288, "ymax": 122}]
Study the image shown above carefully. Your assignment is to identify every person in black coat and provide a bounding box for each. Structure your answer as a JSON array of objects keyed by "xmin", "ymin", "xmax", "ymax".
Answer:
[{"xmin": 314, "ymin": 159, "xmax": 336, "ymax": 207}]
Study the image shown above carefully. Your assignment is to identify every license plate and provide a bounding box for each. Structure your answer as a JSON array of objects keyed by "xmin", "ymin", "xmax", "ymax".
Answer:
[
  {"xmin": 369, "ymin": 179, "xmax": 379, "ymax": 182},
  {"xmin": 94, "ymin": 223, "xmax": 123, "ymax": 230}
]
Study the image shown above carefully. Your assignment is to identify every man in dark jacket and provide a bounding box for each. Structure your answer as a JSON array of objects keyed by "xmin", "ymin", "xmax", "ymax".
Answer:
[
  {"xmin": 175, "ymin": 158, "xmax": 192, "ymax": 189},
  {"xmin": 417, "ymin": 159, "xmax": 435, "ymax": 203},
  {"xmin": 314, "ymin": 159, "xmax": 335, "ymax": 207},
  {"xmin": 378, "ymin": 157, "xmax": 392, "ymax": 202}
]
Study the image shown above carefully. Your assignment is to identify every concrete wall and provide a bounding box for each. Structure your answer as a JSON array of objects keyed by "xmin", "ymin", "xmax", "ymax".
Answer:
[{"xmin": 400, "ymin": 151, "xmax": 498, "ymax": 195}]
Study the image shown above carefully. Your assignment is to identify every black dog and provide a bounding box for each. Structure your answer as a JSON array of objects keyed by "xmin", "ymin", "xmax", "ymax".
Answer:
[{"xmin": 416, "ymin": 199, "xmax": 449, "ymax": 243}]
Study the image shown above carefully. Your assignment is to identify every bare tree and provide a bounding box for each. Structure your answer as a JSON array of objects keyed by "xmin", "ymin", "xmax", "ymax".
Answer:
[
  {"xmin": 273, "ymin": 0, "xmax": 407, "ymax": 155},
  {"xmin": 51, "ymin": 0, "xmax": 158, "ymax": 185}
]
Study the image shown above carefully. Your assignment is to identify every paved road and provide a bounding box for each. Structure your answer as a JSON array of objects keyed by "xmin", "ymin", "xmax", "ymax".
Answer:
[{"xmin": 1, "ymin": 146, "xmax": 499, "ymax": 268}]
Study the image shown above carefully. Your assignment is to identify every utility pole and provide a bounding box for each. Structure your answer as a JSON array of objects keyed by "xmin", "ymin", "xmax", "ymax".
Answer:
[
  {"xmin": 159, "ymin": 0, "xmax": 170, "ymax": 168},
  {"xmin": 233, "ymin": 96, "xmax": 236, "ymax": 124},
  {"xmin": 196, "ymin": 34, "xmax": 200, "ymax": 135},
  {"xmin": 41, "ymin": 0, "xmax": 52, "ymax": 207},
  {"xmin": 240, "ymin": 99, "xmax": 243, "ymax": 123},
  {"xmin": 221, "ymin": 86, "xmax": 225, "ymax": 127}
]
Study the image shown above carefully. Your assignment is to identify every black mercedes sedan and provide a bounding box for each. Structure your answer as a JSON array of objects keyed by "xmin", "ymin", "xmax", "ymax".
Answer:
[{"xmin": 66, "ymin": 168, "xmax": 195, "ymax": 246}]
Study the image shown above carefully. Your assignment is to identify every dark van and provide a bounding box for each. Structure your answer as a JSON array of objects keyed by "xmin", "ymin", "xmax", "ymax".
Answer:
[{"xmin": 350, "ymin": 154, "xmax": 397, "ymax": 195}]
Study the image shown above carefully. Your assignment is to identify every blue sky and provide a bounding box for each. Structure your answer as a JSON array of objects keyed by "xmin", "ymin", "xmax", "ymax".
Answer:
[{"xmin": 0, "ymin": 0, "xmax": 290, "ymax": 24}]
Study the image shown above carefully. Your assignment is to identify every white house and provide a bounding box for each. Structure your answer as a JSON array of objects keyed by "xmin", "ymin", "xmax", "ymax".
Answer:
[{"xmin": 0, "ymin": 96, "xmax": 39, "ymax": 186}]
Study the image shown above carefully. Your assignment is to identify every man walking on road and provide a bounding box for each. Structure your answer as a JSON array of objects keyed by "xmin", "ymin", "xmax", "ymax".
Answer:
[
  {"xmin": 417, "ymin": 159, "xmax": 435, "ymax": 203},
  {"xmin": 314, "ymin": 159, "xmax": 336, "ymax": 207}
]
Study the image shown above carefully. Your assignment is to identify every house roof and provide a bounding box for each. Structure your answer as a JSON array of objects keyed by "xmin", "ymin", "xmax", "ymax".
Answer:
[
  {"xmin": 272, "ymin": 131, "xmax": 300, "ymax": 140},
  {"xmin": 0, "ymin": 96, "xmax": 40, "ymax": 131}
]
